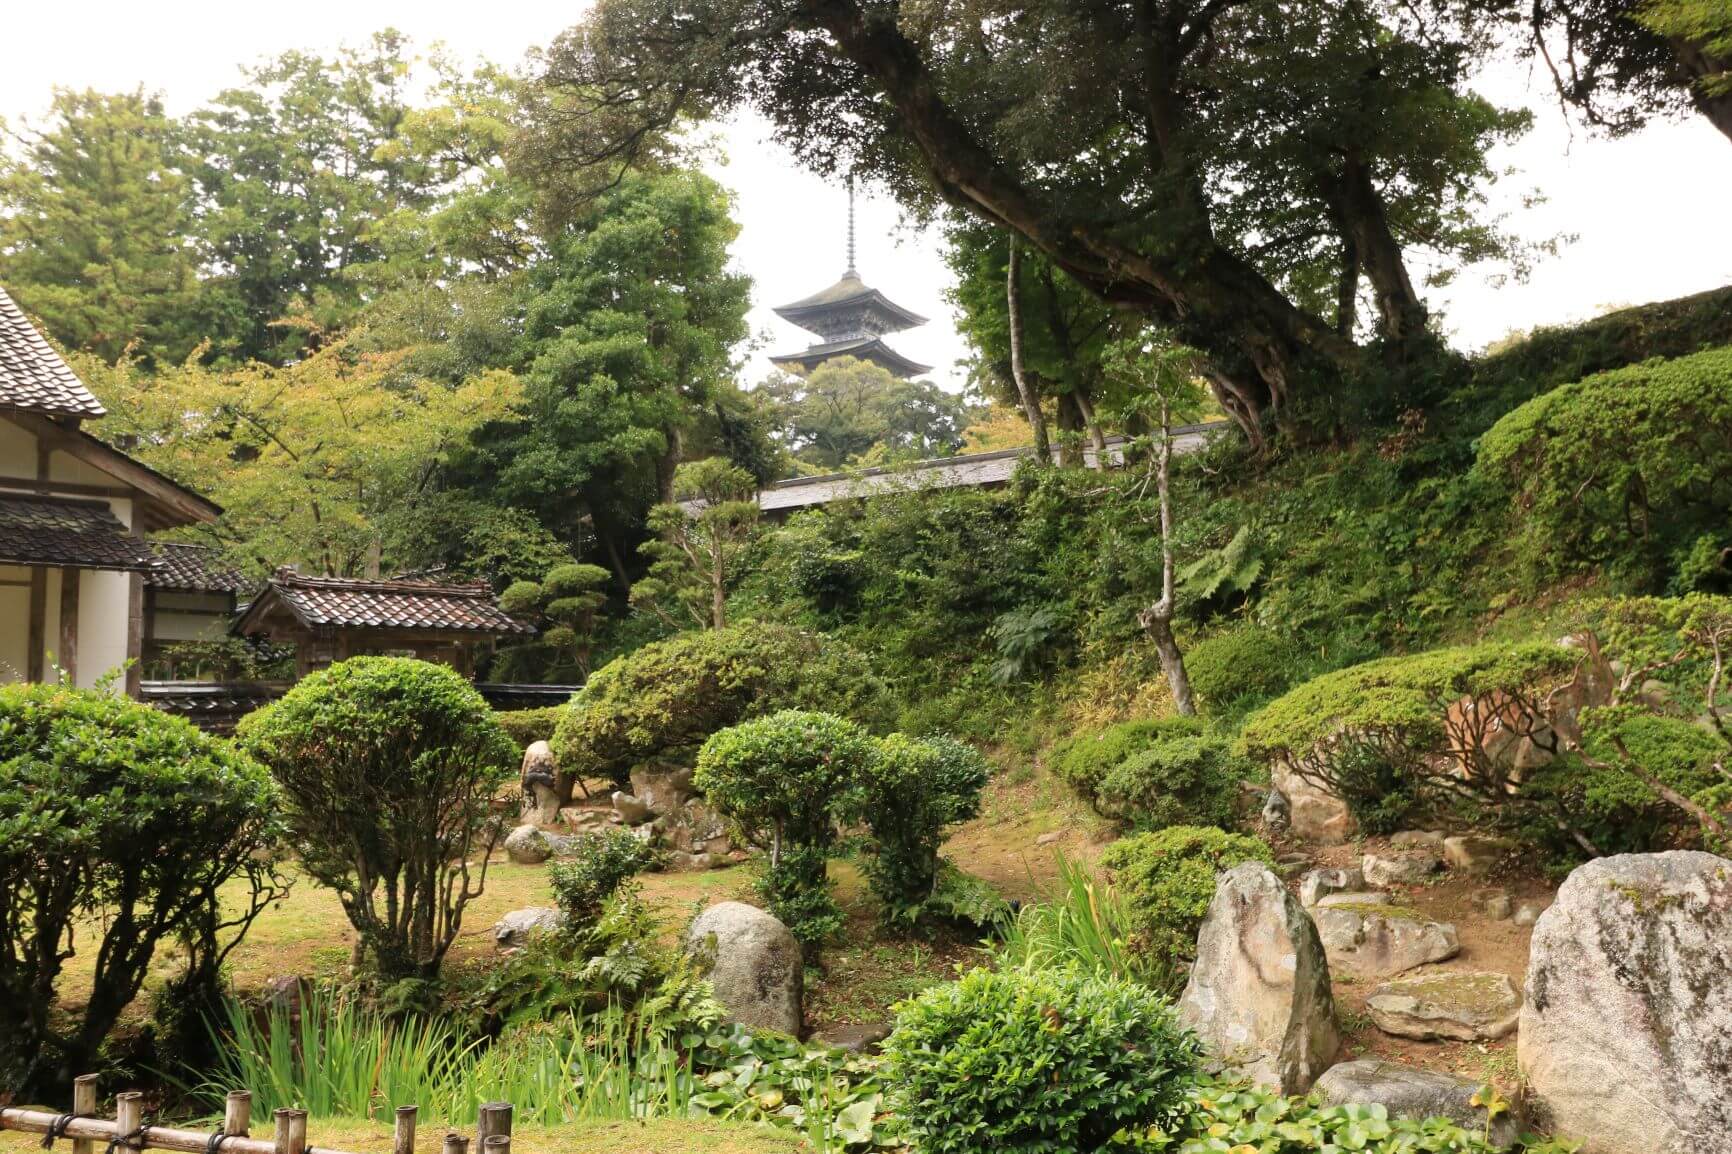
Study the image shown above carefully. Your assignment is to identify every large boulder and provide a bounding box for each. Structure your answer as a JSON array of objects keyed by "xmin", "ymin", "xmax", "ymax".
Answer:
[
  {"xmin": 630, "ymin": 764, "xmax": 697, "ymax": 816},
  {"xmin": 685, "ymin": 901, "xmax": 804, "ymax": 1036},
  {"xmin": 1366, "ymin": 970, "xmax": 1523, "ymax": 1041},
  {"xmin": 503, "ymin": 823, "xmax": 552, "ymax": 865},
  {"xmin": 493, "ymin": 906, "xmax": 564, "ymax": 949},
  {"xmin": 1442, "ymin": 835, "xmax": 1516, "ymax": 877},
  {"xmin": 520, "ymin": 741, "xmax": 561, "ymax": 823},
  {"xmin": 1362, "ymin": 849, "xmax": 1442, "ymax": 888},
  {"xmin": 1315, "ymin": 1060, "xmax": 1522, "ymax": 1147},
  {"xmin": 1518, "ymin": 851, "xmax": 1732, "ymax": 1154},
  {"xmin": 1312, "ymin": 899, "xmax": 1459, "ymax": 979},
  {"xmin": 1178, "ymin": 862, "xmax": 1339, "ymax": 1093},
  {"xmin": 1271, "ymin": 762, "xmax": 1355, "ymax": 844},
  {"xmin": 612, "ymin": 791, "xmax": 653, "ymax": 825}
]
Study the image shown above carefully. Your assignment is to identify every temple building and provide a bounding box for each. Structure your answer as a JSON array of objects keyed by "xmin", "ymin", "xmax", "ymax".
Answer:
[{"xmin": 770, "ymin": 185, "xmax": 932, "ymax": 379}]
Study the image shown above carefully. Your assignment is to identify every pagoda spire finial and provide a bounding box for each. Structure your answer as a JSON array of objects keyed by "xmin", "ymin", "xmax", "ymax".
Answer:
[{"xmin": 845, "ymin": 176, "xmax": 858, "ymax": 278}]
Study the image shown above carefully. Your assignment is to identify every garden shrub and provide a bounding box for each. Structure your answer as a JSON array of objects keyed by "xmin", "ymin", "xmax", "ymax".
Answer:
[
  {"xmin": 860, "ymin": 733, "xmax": 992, "ymax": 925},
  {"xmin": 1049, "ymin": 716, "xmax": 1207, "ymax": 806},
  {"xmin": 1095, "ymin": 733, "xmax": 1248, "ymax": 832},
  {"xmin": 1239, "ymin": 642, "xmax": 1578, "ymax": 830},
  {"xmin": 553, "ymin": 621, "xmax": 890, "ymax": 791},
  {"xmin": 1100, "ymin": 825, "xmax": 1274, "ymax": 988},
  {"xmin": 695, "ymin": 710, "xmax": 879, "ymax": 951},
  {"xmin": 238, "ymin": 656, "xmax": 517, "ymax": 982},
  {"xmin": 494, "ymin": 704, "xmax": 566, "ymax": 748},
  {"xmin": 1475, "ymin": 346, "xmax": 1732, "ymax": 590},
  {"xmin": 0, "ymin": 683, "xmax": 281, "ymax": 1096},
  {"xmin": 1183, "ymin": 624, "xmax": 1300, "ymax": 710},
  {"xmin": 549, "ymin": 828, "xmax": 657, "ymax": 929},
  {"xmin": 883, "ymin": 965, "xmax": 1200, "ymax": 1154}
]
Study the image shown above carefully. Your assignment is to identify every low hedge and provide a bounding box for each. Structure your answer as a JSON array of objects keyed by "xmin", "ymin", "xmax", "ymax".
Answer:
[{"xmin": 495, "ymin": 704, "xmax": 566, "ymax": 749}]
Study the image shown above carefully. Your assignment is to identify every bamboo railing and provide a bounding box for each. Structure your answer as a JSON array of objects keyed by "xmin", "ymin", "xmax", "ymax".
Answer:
[{"xmin": 0, "ymin": 1078, "xmax": 514, "ymax": 1154}]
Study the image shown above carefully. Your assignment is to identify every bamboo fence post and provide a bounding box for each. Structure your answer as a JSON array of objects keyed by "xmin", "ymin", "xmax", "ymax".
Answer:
[
  {"xmin": 474, "ymin": 1105, "xmax": 511, "ymax": 1149},
  {"xmin": 114, "ymin": 1094, "xmax": 143, "ymax": 1154},
  {"xmin": 392, "ymin": 1108, "xmax": 417, "ymax": 1154},
  {"xmin": 482, "ymin": 1135, "xmax": 509, "ymax": 1154},
  {"xmin": 223, "ymin": 1093, "xmax": 253, "ymax": 1139},
  {"xmin": 285, "ymin": 1112, "xmax": 307, "ymax": 1154},
  {"xmin": 70, "ymin": 1075, "xmax": 98, "ymax": 1154},
  {"xmin": 441, "ymin": 1133, "xmax": 469, "ymax": 1154},
  {"xmin": 272, "ymin": 1111, "xmax": 292, "ymax": 1154}
]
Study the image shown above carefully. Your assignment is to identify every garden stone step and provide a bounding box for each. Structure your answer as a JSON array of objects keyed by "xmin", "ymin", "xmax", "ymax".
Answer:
[
  {"xmin": 1312, "ymin": 900, "xmax": 1459, "ymax": 979},
  {"xmin": 1299, "ymin": 866, "xmax": 1364, "ymax": 907},
  {"xmin": 1314, "ymin": 890, "xmax": 1391, "ymax": 908},
  {"xmin": 1366, "ymin": 970, "xmax": 1523, "ymax": 1041},
  {"xmin": 1443, "ymin": 835, "xmax": 1517, "ymax": 876},
  {"xmin": 1362, "ymin": 849, "xmax": 1442, "ymax": 887},
  {"xmin": 1315, "ymin": 1060, "xmax": 1522, "ymax": 1146}
]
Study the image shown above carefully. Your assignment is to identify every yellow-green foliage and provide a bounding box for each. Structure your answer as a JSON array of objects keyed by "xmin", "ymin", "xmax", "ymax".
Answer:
[
  {"xmin": 1049, "ymin": 716, "xmax": 1208, "ymax": 801},
  {"xmin": 1474, "ymin": 347, "xmax": 1732, "ymax": 588},
  {"xmin": 1239, "ymin": 641, "xmax": 1577, "ymax": 766},
  {"xmin": 495, "ymin": 705, "xmax": 567, "ymax": 749},
  {"xmin": 1183, "ymin": 625, "xmax": 1301, "ymax": 709}
]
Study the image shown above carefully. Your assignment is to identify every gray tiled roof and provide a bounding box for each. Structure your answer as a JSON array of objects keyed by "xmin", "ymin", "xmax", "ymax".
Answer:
[
  {"xmin": 146, "ymin": 541, "xmax": 247, "ymax": 592},
  {"xmin": 241, "ymin": 571, "xmax": 536, "ymax": 635},
  {"xmin": 0, "ymin": 286, "xmax": 106, "ymax": 418},
  {"xmin": 0, "ymin": 494, "xmax": 160, "ymax": 571}
]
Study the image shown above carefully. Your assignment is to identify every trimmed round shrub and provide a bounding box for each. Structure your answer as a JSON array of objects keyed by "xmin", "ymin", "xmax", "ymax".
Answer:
[
  {"xmin": 238, "ymin": 656, "xmax": 517, "ymax": 982},
  {"xmin": 0, "ymin": 683, "xmax": 281, "ymax": 1096},
  {"xmin": 1099, "ymin": 825, "xmax": 1274, "ymax": 988},
  {"xmin": 862, "ymin": 734, "xmax": 992, "ymax": 924},
  {"xmin": 1183, "ymin": 625, "xmax": 1299, "ymax": 709},
  {"xmin": 1474, "ymin": 346, "xmax": 1732, "ymax": 589},
  {"xmin": 884, "ymin": 965, "xmax": 1201, "ymax": 1154},
  {"xmin": 696, "ymin": 709, "xmax": 879, "ymax": 951},
  {"xmin": 494, "ymin": 704, "xmax": 567, "ymax": 749},
  {"xmin": 1095, "ymin": 734, "xmax": 1247, "ymax": 831},
  {"xmin": 1048, "ymin": 716, "xmax": 1207, "ymax": 805},
  {"xmin": 552, "ymin": 621, "xmax": 890, "ymax": 791}
]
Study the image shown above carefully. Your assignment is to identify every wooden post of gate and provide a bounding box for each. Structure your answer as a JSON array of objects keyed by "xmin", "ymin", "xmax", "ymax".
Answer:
[
  {"xmin": 70, "ymin": 1075, "xmax": 98, "ymax": 1154},
  {"xmin": 474, "ymin": 1105, "xmax": 511, "ymax": 1150},
  {"xmin": 392, "ymin": 1108, "xmax": 417, "ymax": 1154},
  {"xmin": 113, "ymin": 1094, "xmax": 143, "ymax": 1154},
  {"xmin": 224, "ymin": 1093, "xmax": 253, "ymax": 1139}
]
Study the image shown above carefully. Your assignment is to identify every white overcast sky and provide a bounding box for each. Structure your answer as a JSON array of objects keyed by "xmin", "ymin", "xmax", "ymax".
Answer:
[{"xmin": 4, "ymin": 1, "xmax": 1731, "ymax": 393}]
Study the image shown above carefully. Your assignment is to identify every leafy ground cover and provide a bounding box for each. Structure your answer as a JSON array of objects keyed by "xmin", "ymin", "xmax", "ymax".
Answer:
[{"xmin": 0, "ymin": 1120, "xmax": 802, "ymax": 1154}]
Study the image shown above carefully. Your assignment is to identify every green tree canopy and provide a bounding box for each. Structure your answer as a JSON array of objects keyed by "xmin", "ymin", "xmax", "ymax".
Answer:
[{"xmin": 762, "ymin": 356, "xmax": 972, "ymax": 469}]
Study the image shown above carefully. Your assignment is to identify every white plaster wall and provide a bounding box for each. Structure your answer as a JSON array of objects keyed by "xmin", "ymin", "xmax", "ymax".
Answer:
[
  {"xmin": 152, "ymin": 608, "xmax": 229, "ymax": 642},
  {"xmin": 0, "ymin": 565, "xmax": 29, "ymax": 681},
  {"xmin": 77, "ymin": 569, "xmax": 132, "ymax": 690},
  {"xmin": 0, "ymin": 417, "xmax": 36, "ymax": 480}
]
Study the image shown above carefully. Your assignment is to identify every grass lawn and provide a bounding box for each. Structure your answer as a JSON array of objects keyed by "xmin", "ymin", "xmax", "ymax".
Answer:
[{"xmin": 0, "ymin": 1119, "xmax": 802, "ymax": 1154}]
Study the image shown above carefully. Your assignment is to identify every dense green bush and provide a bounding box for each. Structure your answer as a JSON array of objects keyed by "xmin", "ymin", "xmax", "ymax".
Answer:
[
  {"xmin": 1183, "ymin": 625, "xmax": 1300, "ymax": 710},
  {"xmin": 1100, "ymin": 826, "xmax": 1274, "ymax": 988},
  {"xmin": 238, "ymin": 657, "xmax": 517, "ymax": 982},
  {"xmin": 0, "ymin": 683, "xmax": 281, "ymax": 1095},
  {"xmin": 1049, "ymin": 716, "xmax": 1207, "ymax": 805},
  {"xmin": 883, "ymin": 965, "xmax": 1200, "ymax": 1154},
  {"xmin": 1096, "ymin": 734, "xmax": 1248, "ymax": 832},
  {"xmin": 1240, "ymin": 642, "xmax": 1578, "ymax": 829},
  {"xmin": 553, "ymin": 621, "xmax": 890, "ymax": 791},
  {"xmin": 696, "ymin": 710, "xmax": 879, "ymax": 951},
  {"xmin": 549, "ymin": 828, "xmax": 657, "ymax": 930},
  {"xmin": 494, "ymin": 704, "xmax": 566, "ymax": 748},
  {"xmin": 1476, "ymin": 347, "xmax": 1732, "ymax": 590},
  {"xmin": 861, "ymin": 734, "xmax": 992, "ymax": 925}
]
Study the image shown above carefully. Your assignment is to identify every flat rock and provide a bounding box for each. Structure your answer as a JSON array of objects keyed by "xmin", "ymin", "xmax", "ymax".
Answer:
[
  {"xmin": 1315, "ymin": 890, "xmax": 1391, "ymax": 908},
  {"xmin": 810, "ymin": 1022, "xmax": 892, "ymax": 1053},
  {"xmin": 1519, "ymin": 851, "xmax": 1732, "ymax": 1154},
  {"xmin": 503, "ymin": 823, "xmax": 552, "ymax": 865},
  {"xmin": 1315, "ymin": 1060, "xmax": 1522, "ymax": 1147},
  {"xmin": 493, "ymin": 906, "xmax": 564, "ymax": 949},
  {"xmin": 1313, "ymin": 900, "xmax": 1459, "ymax": 979},
  {"xmin": 1512, "ymin": 899, "xmax": 1549, "ymax": 927},
  {"xmin": 1367, "ymin": 970, "xmax": 1523, "ymax": 1041},
  {"xmin": 1362, "ymin": 850, "xmax": 1442, "ymax": 887},
  {"xmin": 1299, "ymin": 866, "xmax": 1365, "ymax": 908},
  {"xmin": 1475, "ymin": 887, "xmax": 1514, "ymax": 920},
  {"xmin": 1035, "ymin": 831, "xmax": 1063, "ymax": 846},
  {"xmin": 612, "ymin": 791, "xmax": 653, "ymax": 825},
  {"xmin": 686, "ymin": 901, "xmax": 803, "ymax": 1036},
  {"xmin": 1178, "ymin": 862, "xmax": 1339, "ymax": 1093},
  {"xmin": 1443, "ymin": 835, "xmax": 1517, "ymax": 877},
  {"xmin": 1389, "ymin": 830, "xmax": 1446, "ymax": 852}
]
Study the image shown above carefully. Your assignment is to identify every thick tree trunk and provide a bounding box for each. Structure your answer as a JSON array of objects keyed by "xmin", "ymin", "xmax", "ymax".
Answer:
[
  {"xmin": 1006, "ymin": 237, "xmax": 1052, "ymax": 463},
  {"xmin": 656, "ymin": 424, "xmax": 683, "ymax": 504},
  {"xmin": 801, "ymin": 0, "xmax": 1355, "ymax": 439},
  {"xmin": 1671, "ymin": 36, "xmax": 1732, "ymax": 144},
  {"xmin": 1072, "ymin": 388, "xmax": 1109, "ymax": 461},
  {"xmin": 1056, "ymin": 393, "xmax": 1085, "ymax": 467},
  {"xmin": 1335, "ymin": 232, "xmax": 1361, "ymax": 340},
  {"xmin": 1321, "ymin": 152, "xmax": 1426, "ymax": 352}
]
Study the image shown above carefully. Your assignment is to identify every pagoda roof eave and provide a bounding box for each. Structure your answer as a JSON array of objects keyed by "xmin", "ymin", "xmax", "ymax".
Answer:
[
  {"xmin": 772, "ymin": 276, "xmax": 928, "ymax": 332},
  {"xmin": 769, "ymin": 337, "xmax": 932, "ymax": 378}
]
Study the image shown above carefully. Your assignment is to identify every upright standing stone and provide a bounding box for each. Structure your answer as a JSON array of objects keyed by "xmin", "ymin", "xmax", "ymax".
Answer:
[
  {"xmin": 1179, "ymin": 862, "xmax": 1340, "ymax": 1093},
  {"xmin": 686, "ymin": 901, "xmax": 804, "ymax": 1036},
  {"xmin": 520, "ymin": 740, "xmax": 560, "ymax": 823},
  {"xmin": 1519, "ymin": 851, "xmax": 1732, "ymax": 1154}
]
